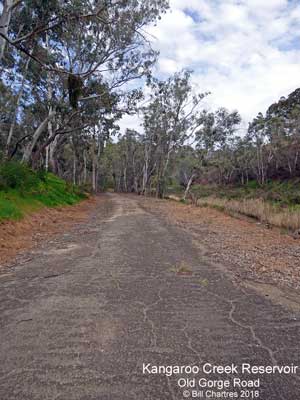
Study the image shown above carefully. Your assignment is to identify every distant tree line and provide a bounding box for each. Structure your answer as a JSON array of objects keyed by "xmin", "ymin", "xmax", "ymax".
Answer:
[{"xmin": 103, "ymin": 80, "xmax": 300, "ymax": 197}]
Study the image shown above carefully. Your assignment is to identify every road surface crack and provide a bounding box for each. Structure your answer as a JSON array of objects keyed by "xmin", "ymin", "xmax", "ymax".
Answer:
[
  {"xmin": 16, "ymin": 318, "xmax": 33, "ymax": 324},
  {"xmin": 138, "ymin": 286, "xmax": 165, "ymax": 348},
  {"xmin": 43, "ymin": 270, "xmax": 70, "ymax": 279},
  {"xmin": 229, "ymin": 300, "xmax": 277, "ymax": 365},
  {"xmin": 182, "ymin": 323, "xmax": 203, "ymax": 363}
]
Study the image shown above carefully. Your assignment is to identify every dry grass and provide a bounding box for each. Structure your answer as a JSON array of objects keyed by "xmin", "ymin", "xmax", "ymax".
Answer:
[
  {"xmin": 195, "ymin": 197, "xmax": 300, "ymax": 232},
  {"xmin": 170, "ymin": 260, "xmax": 193, "ymax": 275}
]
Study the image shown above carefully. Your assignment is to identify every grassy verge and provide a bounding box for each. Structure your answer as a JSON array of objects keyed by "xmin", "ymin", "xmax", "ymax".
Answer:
[
  {"xmin": 0, "ymin": 162, "xmax": 86, "ymax": 222},
  {"xmin": 167, "ymin": 181, "xmax": 300, "ymax": 232},
  {"xmin": 195, "ymin": 197, "xmax": 300, "ymax": 231}
]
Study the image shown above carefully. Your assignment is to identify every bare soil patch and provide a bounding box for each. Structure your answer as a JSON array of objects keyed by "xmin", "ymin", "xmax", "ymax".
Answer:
[{"xmin": 0, "ymin": 196, "xmax": 100, "ymax": 266}]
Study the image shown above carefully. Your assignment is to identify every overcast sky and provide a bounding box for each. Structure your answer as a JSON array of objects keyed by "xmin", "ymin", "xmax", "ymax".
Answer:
[{"xmin": 119, "ymin": 0, "xmax": 300, "ymax": 135}]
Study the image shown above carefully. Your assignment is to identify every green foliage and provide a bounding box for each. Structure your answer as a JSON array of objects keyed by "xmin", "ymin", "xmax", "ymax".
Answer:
[
  {"xmin": 0, "ymin": 196, "xmax": 22, "ymax": 221},
  {"xmin": 196, "ymin": 108, "xmax": 241, "ymax": 151},
  {"xmin": 0, "ymin": 162, "xmax": 86, "ymax": 221},
  {"xmin": 245, "ymin": 180, "xmax": 259, "ymax": 190},
  {"xmin": 142, "ymin": 70, "xmax": 209, "ymax": 197},
  {"xmin": 0, "ymin": 161, "xmax": 41, "ymax": 193},
  {"xmin": 34, "ymin": 173, "xmax": 86, "ymax": 207}
]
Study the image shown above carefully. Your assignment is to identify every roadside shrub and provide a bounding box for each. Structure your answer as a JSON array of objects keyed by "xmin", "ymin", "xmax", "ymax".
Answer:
[
  {"xmin": 246, "ymin": 180, "xmax": 260, "ymax": 190},
  {"xmin": 0, "ymin": 161, "xmax": 41, "ymax": 193},
  {"xmin": 36, "ymin": 168, "xmax": 47, "ymax": 183}
]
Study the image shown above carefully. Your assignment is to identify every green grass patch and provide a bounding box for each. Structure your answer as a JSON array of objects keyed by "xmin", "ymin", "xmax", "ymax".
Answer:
[{"xmin": 0, "ymin": 162, "xmax": 86, "ymax": 222}]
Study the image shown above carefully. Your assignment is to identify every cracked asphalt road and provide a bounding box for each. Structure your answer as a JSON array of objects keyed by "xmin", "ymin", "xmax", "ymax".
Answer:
[{"xmin": 0, "ymin": 193, "xmax": 299, "ymax": 399}]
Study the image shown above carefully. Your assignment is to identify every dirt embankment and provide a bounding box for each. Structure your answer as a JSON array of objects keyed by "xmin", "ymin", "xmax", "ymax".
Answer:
[
  {"xmin": 138, "ymin": 196, "xmax": 300, "ymax": 292},
  {"xmin": 0, "ymin": 197, "xmax": 98, "ymax": 266}
]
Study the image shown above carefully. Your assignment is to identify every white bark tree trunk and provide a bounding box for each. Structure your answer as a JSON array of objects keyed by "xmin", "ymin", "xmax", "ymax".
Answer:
[
  {"xmin": 183, "ymin": 173, "xmax": 195, "ymax": 201},
  {"xmin": 142, "ymin": 145, "xmax": 149, "ymax": 194},
  {"xmin": 91, "ymin": 137, "xmax": 97, "ymax": 192},
  {"xmin": 73, "ymin": 154, "xmax": 76, "ymax": 185},
  {"xmin": 45, "ymin": 145, "xmax": 49, "ymax": 171},
  {"xmin": 22, "ymin": 110, "xmax": 56, "ymax": 163},
  {"xmin": 45, "ymin": 33, "xmax": 53, "ymax": 171},
  {"xmin": 49, "ymin": 134, "xmax": 58, "ymax": 172},
  {"xmin": 0, "ymin": 0, "xmax": 14, "ymax": 62}
]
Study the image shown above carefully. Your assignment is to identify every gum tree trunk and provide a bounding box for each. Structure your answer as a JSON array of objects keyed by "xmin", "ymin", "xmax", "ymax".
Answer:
[
  {"xmin": 22, "ymin": 111, "xmax": 56, "ymax": 164},
  {"xmin": 0, "ymin": 0, "xmax": 14, "ymax": 62}
]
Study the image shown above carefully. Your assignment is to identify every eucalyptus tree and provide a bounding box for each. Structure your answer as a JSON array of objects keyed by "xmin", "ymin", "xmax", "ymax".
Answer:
[
  {"xmin": 0, "ymin": 0, "xmax": 169, "ymax": 172},
  {"xmin": 247, "ymin": 112, "xmax": 271, "ymax": 184},
  {"xmin": 192, "ymin": 107, "xmax": 241, "ymax": 184},
  {"xmin": 264, "ymin": 89, "xmax": 300, "ymax": 177},
  {"xmin": 0, "ymin": 0, "xmax": 169, "ymax": 67},
  {"xmin": 195, "ymin": 108, "xmax": 241, "ymax": 152},
  {"xmin": 142, "ymin": 70, "xmax": 208, "ymax": 197}
]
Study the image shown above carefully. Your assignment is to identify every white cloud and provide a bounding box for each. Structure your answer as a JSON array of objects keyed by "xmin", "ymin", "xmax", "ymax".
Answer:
[
  {"xmin": 117, "ymin": 113, "xmax": 143, "ymax": 136},
  {"xmin": 118, "ymin": 0, "xmax": 300, "ymax": 134},
  {"xmin": 158, "ymin": 57, "xmax": 180, "ymax": 74}
]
